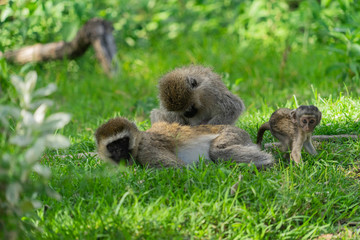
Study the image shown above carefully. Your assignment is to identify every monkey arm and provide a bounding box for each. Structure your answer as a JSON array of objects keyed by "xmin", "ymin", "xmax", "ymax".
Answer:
[
  {"xmin": 207, "ymin": 114, "xmax": 235, "ymax": 125},
  {"xmin": 303, "ymin": 137, "xmax": 317, "ymax": 155},
  {"xmin": 290, "ymin": 135, "xmax": 306, "ymax": 164},
  {"xmin": 150, "ymin": 108, "xmax": 187, "ymax": 125},
  {"xmin": 137, "ymin": 148, "xmax": 186, "ymax": 168},
  {"xmin": 206, "ymin": 93, "xmax": 245, "ymax": 125}
]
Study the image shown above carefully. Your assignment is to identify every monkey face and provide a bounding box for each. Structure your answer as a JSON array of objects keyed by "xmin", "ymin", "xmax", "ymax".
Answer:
[
  {"xmin": 299, "ymin": 116, "xmax": 317, "ymax": 133},
  {"xmin": 290, "ymin": 105, "xmax": 321, "ymax": 133},
  {"xmin": 183, "ymin": 104, "xmax": 198, "ymax": 118},
  {"xmin": 106, "ymin": 137, "xmax": 131, "ymax": 164}
]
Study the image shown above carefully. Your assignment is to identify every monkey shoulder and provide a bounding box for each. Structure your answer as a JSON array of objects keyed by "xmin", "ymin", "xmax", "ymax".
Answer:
[{"xmin": 144, "ymin": 131, "xmax": 174, "ymax": 145}]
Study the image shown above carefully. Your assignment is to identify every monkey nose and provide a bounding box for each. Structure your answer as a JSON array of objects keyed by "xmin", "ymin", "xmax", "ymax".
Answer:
[{"xmin": 304, "ymin": 127, "xmax": 311, "ymax": 132}]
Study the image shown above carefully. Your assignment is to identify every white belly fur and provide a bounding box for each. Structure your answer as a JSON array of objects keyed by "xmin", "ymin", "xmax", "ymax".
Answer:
[{"xmin": 177, "ymin": 134, "xmax": 219, "ymax": 165}]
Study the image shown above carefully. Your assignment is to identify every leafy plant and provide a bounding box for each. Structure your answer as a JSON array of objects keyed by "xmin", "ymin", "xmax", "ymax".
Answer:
[
  {"xmin": 326, "ymin": 29, "xmax": 360, "ymax": 82},
  {"xmin": 0, "ymin": 71, "xmax": 70, "ymax": 239}
]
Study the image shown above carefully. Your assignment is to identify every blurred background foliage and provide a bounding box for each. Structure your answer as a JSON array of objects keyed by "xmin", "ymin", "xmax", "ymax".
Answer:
[
  {"xmin": 1, "ymin": 0, "xmax": 359, "ymax": 50},
  {"xmin": 0, "ymin": 0, "xmax": 359, "ymax": 122}
]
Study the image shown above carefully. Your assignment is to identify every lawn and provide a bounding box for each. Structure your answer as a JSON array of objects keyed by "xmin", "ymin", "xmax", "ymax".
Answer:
[
  {"xmin": 21, "ymin": 39, "xmax": 359, "ymax": 239},
  {"xmin": 1, "ymin": 1, "xmax": 360, "ymax": 239}
]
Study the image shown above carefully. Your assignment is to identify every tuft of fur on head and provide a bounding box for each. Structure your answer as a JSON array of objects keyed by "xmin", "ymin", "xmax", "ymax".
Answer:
[
  {"xmin": 158, "ymin": 65, "xmax": 218, "ymax": 112},
  {"xmin": 95, "ymin": 117, "xmax": 137, "ymax": 143},
  {"xmin": 297, "ymin": 105, "xmax": 320, "ymax": 115},
  {"xmin": 158, "ymin": 71, "xmax": 194, "ymax": 111}
]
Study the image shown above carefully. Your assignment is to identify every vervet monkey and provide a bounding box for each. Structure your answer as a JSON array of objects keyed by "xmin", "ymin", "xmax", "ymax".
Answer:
[
  {"xmin": 256, "ymin": 105, "xmax": 322, "ymax": 164},
  {"xmin": 150, "ymin": 65, "xmax": 245, "ymax": 126},
  {"xmin": 95, "ymin": 117, "xmax": 274, "ymax": 169}
]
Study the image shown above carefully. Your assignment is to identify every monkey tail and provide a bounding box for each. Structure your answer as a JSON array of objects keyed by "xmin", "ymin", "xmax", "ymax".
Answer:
[{"xmin": 256, "ymin": 122, "xmax": 270, "ymax": 146}]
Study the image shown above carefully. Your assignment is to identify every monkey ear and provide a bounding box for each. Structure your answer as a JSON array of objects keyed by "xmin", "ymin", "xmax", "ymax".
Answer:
[
  {"xmin": 187, "ymin": 76, "xmax": 198, "ymax": 88},
  {"xmin": 290, "ymin": 110, "xmax": 297, "ymax": 123}
]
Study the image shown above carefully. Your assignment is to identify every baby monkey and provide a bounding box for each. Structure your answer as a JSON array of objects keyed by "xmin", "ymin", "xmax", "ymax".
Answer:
[{"xmin": 256, "ymin": 105, "xmax": 322, "ymax": 164}]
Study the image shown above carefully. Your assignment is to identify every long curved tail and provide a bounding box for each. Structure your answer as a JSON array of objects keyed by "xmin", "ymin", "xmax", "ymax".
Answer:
[{"xmin": 256, "ymin": 122, "xmax": 270, "ymax": 146}]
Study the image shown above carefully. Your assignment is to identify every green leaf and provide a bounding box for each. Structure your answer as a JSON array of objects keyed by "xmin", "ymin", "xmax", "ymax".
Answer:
[
  {"xmin": 43, "ymin": 112, "xmax": 71, "ymax": 131},
  {"xmin": 0, "ymin": 7, "xmax": 13, "ymax": 23},
  {"xmin": 10, "ymin": 134, "xmax": 33, "ymax": 147},
  {"xmin": 20, "ymin": 200, "xmax": 35, "ymax": 212},
  {"xmin": 24, "ymin": 71, "xmax": 37, "ymax": 94},
  {"xmin": 325, "ymin": 62, "xmax": 347, "ymax": 74},
  {"xmin": 33, "ymin": 104, "xmax": 47, "ymax": 124},
  {"xmin": 349, "ymin": 43, "xmax": 360, "ymax": 57},
  {"xmin": 0, "ymin": 105, "xmax": 20, "ymax": 127},
  {"xmin": 25, "ymin": 139, "xmax": 46, "ymax": 163},
  {"xmin": 33, "ymin": 163, "xmax": 51, "ymax": 179},
  {"xmin": 6, "ymin": 182, "xmax": 22, "ymax": 205},
  {"xmin": 33, "ymin": 83, "xmax": 57, "ymax": 98},
  {"xmin": 330, "ymin": 31, "xmax": 348, "ymax": 44},
  {"xmin": 326, "ymin": 46, "xmax": 346, "ymax": 55},
  {"xmin": 61, "ymin": 21, "xmax": 80, "ymax": 42},
  {"xmin": 349, "ymin": 63, "xmax": 359, "ymax": 76},
  {"xmin": 10, "ymin": 75, "xmax": 25, "ymax": 96},
  {"xmin": 44, "ymin": 134, "xmax": 70, "ymax": 149}
]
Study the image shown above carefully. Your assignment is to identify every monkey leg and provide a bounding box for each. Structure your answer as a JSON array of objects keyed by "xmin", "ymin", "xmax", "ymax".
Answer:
[
  {"xmin": 210, "ymin": 126, "xmax": 273, "ymax": 168},
  {"xmin": 213, "ymin": 126, "xmax": 255, "ymax": 147},
  {"xmin": 290, "ymin": 150, "xmax": 301, "ymax": 164},
  {"xmin": 303, "ymin": 137, "xmax": 317, "ymax": 155},
  {"xmin": 210, "ymin": 145, "xmax": 274, "ymax": 168}
]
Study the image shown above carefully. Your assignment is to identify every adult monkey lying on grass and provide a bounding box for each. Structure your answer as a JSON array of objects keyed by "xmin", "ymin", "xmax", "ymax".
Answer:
[
  {"xmin": 95, "ymin": 117, "xmax": 274, "ymax": 169},
  {"xmin": 150, "ymin": 65, "xmax": 245, "ymax": 125}
]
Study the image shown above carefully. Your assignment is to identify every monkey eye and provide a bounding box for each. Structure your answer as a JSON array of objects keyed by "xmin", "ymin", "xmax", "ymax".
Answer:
[
  {"xmin": 302, "ymin": 119, "xmax": 307, "ymax": 124},
  {"xmin": 187, "ymin": 77, "xmax": 198, "ymax": 88},
  {"xmin": 309, "ymin": 120, "xmax": 315, "ymax": 124}
]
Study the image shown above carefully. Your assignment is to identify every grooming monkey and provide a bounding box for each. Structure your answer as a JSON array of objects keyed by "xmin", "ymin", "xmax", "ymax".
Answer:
[
  {"xmin": 256, "ymin": 105, "xmax": 322, "ymax": 164},
  {"xmin": 95, "ymin": 117, "xmax": 274, "ymax": 169},
  {"xmin": 150, "ymin": 65, "xmax": 245, "ymax": 126}
]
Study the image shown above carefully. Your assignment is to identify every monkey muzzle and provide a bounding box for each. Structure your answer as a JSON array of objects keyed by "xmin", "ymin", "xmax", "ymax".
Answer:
[
  {"xmin": 183, "ymin": 105, "xmax": 198, "ymax": 118},
  {"xmin": 106, "ymin": 137, "xmax": 131, "ymax": 164}
]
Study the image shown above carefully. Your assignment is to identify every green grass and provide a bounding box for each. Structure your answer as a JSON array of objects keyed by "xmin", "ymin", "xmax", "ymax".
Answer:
[{"xmin": 4, "ymin": 36, "xmax": 360, "ymax": 239}]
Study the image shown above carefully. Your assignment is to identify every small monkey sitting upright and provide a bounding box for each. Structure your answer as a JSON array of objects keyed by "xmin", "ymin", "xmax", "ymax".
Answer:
[
  {"xmin": 256, "ymin": 105, "xmax": 322, "ymax": 164},
  {"xmin": 150, "ymin": 65, "xmax": 245, "ymax": 126},
  {"xmin": 95, "ymin": 117, "xmax": 274, "ymax": 169}
]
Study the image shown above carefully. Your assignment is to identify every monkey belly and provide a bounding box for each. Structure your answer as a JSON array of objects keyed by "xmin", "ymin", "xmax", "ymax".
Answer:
[{"xmin": 176, "ymin": 134, "xmax": 219, "ymax": 164}]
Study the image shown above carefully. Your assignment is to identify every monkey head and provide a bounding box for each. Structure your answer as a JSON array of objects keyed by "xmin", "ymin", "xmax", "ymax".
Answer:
[
  {"xmin": 158, "ymin": 71, "xmax": 202, "ymax": 118},
  {"xmin": 290, "ymin": 105, "xmax": 322, "ymax": 133},
  {"xmin": 95, "ymin": 117, "xmax": 139, "ymax": 165}
]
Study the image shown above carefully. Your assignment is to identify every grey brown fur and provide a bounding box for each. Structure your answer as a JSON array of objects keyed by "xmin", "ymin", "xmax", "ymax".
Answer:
[
  {"xmin": 257, "ymin": 105, "xmax": 322, "ymax": 164},
  {"xmin": 95, "ymin": 117, "xmax": 273, "ymax": 169},
  {"xmin": 150, "ymin": 65, "xmax": 245, "ymax": 125}
]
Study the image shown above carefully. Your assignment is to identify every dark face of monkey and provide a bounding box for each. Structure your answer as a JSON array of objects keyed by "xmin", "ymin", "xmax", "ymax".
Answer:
[
  {"xmin": 183, "ymin": 104, "xmax": 198, "ymax": 118},
  {"xmin": 106, "ymin": 137, "xmax": 131, "ymax": 163},
  {"xmin": 291, "ymin": 105, "xmax": 321, "ymax": 133}
]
